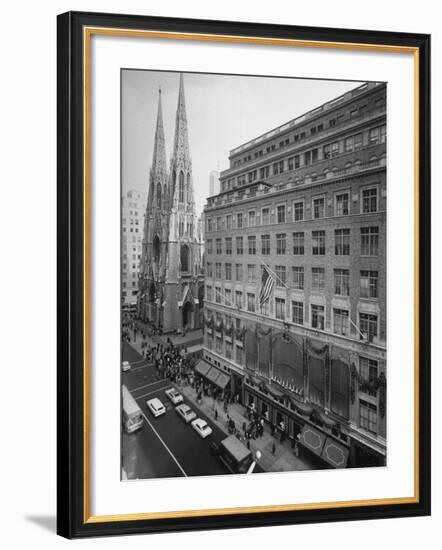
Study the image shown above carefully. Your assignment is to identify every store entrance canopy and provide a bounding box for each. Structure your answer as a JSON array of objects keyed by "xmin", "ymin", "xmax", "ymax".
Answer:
[
  {"xmin": 320, "ymin": 437, "xmax": 349, "ymax": 468},
  {"xmin": 299, "ymin": 424, "xmax": 326, "ymax": 457}
]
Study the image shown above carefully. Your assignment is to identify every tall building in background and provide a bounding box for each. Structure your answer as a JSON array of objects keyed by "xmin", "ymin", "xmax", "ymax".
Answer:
[
  {"xmin": 201, "ymin": 82, "xmax": 387, "ymax": 469},
  {"xmin": 138, "ymin": 75, "xmax": 204, "ymax": 332},
  {"xmin": 209, "ymin": 170, "xmax": 220, "ymax": 196},
  {"xmin": 122, "ymin": 190, "xmax": 148, "ymax": 306}
]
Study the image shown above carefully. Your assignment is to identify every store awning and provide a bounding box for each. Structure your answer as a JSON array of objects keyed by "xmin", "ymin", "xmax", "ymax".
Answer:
[
  {"xmin": 215, "ymin": 373, "xmax": 230, "ymax": 390},
  {"xmin": 206, "ymin": 367, "xmax": 221, "ymax": 384},
  {"xmin": 248, "ymin": 375, "xmax": 261, "ymax": 386},
  {"xmin": 194, "ymin": 360, "xmax": 211, "ymax": 377},
  {"xmin": 299, "ymin": 425, "xmax": 326, "ymax": 457},
  {"xmin": 265, "ymin": 382, "xmax": 285, "ymax": 399},
  {"xmin": 320, "ymin": 437, "xmax": 349, "ymax": 468}
]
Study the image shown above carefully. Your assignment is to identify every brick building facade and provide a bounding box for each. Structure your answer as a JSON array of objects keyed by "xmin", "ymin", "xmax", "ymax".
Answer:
[{"xmin": 201, "ymin": 82, "xmax": 387, "ymax": 468}]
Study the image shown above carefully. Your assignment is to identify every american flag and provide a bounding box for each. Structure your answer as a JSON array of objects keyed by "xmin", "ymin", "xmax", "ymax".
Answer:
[{"xmin": 259, "ymin": 264, "xmax": 275, "ymax": 306}]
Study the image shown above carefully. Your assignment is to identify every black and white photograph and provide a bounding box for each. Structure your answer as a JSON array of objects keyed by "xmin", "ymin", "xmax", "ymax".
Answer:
[{"xmin": 120, "ymin": 70, "xmax": 387, "ymax": 480}]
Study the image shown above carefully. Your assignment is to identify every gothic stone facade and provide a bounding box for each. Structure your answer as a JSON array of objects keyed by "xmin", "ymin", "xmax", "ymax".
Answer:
[
  {"xmin": 202, "ymin": 82, "xmax": 387, "ymax": 468},
  {"xmin": 137, "ymin": 75, "xmax": 204, "ymax": 332}
]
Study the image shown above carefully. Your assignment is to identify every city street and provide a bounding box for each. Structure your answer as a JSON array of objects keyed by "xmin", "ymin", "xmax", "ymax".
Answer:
[{"xmin": 122, "ymin": 342, "xmax": 232, "ymax": 479}]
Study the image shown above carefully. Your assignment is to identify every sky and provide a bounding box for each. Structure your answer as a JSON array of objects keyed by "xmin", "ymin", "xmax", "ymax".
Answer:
[{"xmin": 121, "ymin": 70, "xmax": 364, "ymax": 216}]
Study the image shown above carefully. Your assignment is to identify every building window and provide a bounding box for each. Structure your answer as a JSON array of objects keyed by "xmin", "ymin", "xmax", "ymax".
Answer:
[
  {"xmin": 360, "ymin": 227, "xmax": 379, "ymax": 256},
  {"xmin": 335, "ymin": 192, "xmax": 349, "ymax": 216},
  {"xmin": 236, "ymin": 236, "xmax": 243, "ymax": 255},
  {"xmin": 277, "ymin": 204, "xmax": 286, "ymax": 223},
  {"xmin": 292, "ymin": 301, "xmax": 304, "ymax": 325},
  {"xmin": 360, "ymin": 357, "xmax": 379, "ymax": 397},
  {"xmin": 225, "ymin": 263, "xmax": 232, "ymax": 281},
  {"xmin": 275, "ymin": 265, "xmax": 287, "ymax": 287},
  {"xmin": 331, "ymin": 141, "xmax": 339, "ymax": 157},
  {"xmin": 216, "ymin": 238, "xmax": 222, "ymax": 255},
  {"xmin": 312, "ymin": 267, "xmax": 325, "ymax": 291},
  {"xmin": 334, "ymin": 269, "xmax": 350, "ymax": 296},
  {"xmin": 275, "ymin": 297, "xmax": 286, "ymax": 320},
  {"xmin": 247, "ymin": 293, "xmax": 256, "ymax": 312},
  {"xmin": 360, "ymin": 270, "xmax": 379, "ymax": 299},
  {"xmin": 360, "ymin": 313, "xmax": 378, "ymax": 342},
  {"xmin": 206, "ymin": 286, "xmax": 212, "ymax": 301},
  {"xmin": 216, "ymin": 216, "xmax": 222, "ymax": 231},
  {"xmin": 235, "ymin": 263, "xmax": 243, "ymax": 281},
  {"xmin": 344, "ymin": 136, "xmax": 354, "ymax": 152},
  {"xmin": 215, "ymin": 287, "xmax": 222, "ymax": 304},
  {"xmin": 362, "ymin": 187, "xmax": 378, "ymax": 213},
  {"xmin": 206, "ymin": 239, "xmax": 213, "ymax": 255},
  {"xmin": 335, "ymin": 228, "xmax": 350, "ymax": 255},
  {"xmin": 248, "ymin": 210, "xmax": 256, "ymax": 227},
  {"xmin": 180, "ymin": 244, "xmax": 190, "ymax": 272},
  {"xmin": 237, "ymin": 212, "xmax": 243, "ymax": 228},
  {"xmin": 359, "ymin": 399, "xmax": 377, "ymax": 434},
  {"xmin": 216, "ymin": 336, "xmax": 223, "ymax": 354},
  {"xmin": 261, "ymin": 234, "xmax": 270, "ymax": 255},
  {"xmin": 354, "ymin": 133, "xmax": 363, "ymax": 149},
  {"xmin": 215, "ymin": 262, "xmax": 222, "ymax": 279},
  {"xmin": 235, "ymin": 290, "xmax": 243, "ymax": 308},
  {"xmin": 276, "ymin": 233, "xmax": 286, "ymax": 255},
  {"xmin": 247, "ymin": 264, "xmax": 256, "ymax": 283},
  {"xmin": 333, "ymin": 308, "xmax": 349, "ymax": 336},
  {"xmin": 312, "ymin": 230, "xmax": 326, "ymax": 255},
  {"xmin": 236, "ymin": 345, "xmax": 243, "ymax": 365},
  {"xmin": 293, "ymin": 201, "xmax": 304, "ymax": 221},
  {"xmin": 261, "ymin": 207, "xmax": 270, "ymax": 225},
  {"xmin": 292, "ymin": 266, "xmax": 304, "ymax": 290},
  {"xmin": 225, "ymin": 288, "xmax": 232, "ymax": 306},
  {"xmin": 293, "ymin": 232, "xmax": 304, "ymax": 255},
  {"xmin": 311, "ymin": 304, "xmax": 325, "ymax": 330},
  {"xmin": 248, "ymin": 236, "xmax": 256, "ymax": 255},
  {"xmin": 260, "ymin": 299, "xmax": 270, "ymax": 316},
  {"xmin": 225, "ymin": 237, "xmax": 232, "ymax": 255},
  {"xmin": 313, "ymin": 197, "xmax": 325, "ymax": 219},
  {"xmin": 226, "ymin": 215, "xmax": 232, "ymax": 230},
  {"xmin": 179, "ymin": 171, "xmax": 185, "ymax": 203}
]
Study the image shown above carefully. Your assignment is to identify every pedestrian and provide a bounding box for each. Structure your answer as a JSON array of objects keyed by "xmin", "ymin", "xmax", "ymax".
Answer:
[
  {"xmin": 271, "ymin": 442, "xmax": 276, "ymax": 455},
  {"xmin": 246, "ymin": 440, "xmax": 250, "ymax": 450},
  {"xmin": 214, "ymin": 409, "xmax": 218, "ymax": 421}
]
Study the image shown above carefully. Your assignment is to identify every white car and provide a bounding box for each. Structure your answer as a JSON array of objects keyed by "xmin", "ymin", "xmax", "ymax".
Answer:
[
  {"xmin": 165, "ymin": 388, "xmax": 184, "ymax": 405},
  {"xmin": 121, "ymin": 360, "xmax": 131, "ymax": 372},
  {"xmin": 175, "ymin": 404, "xmax": 196, "ymax": 424},
  {"xmin": 146, "ymin": 398, "xmax": 166, "ymax": 418},
  {"xmin": 191, "ymin": 418, "xmax": 213, "ymax": 439}
]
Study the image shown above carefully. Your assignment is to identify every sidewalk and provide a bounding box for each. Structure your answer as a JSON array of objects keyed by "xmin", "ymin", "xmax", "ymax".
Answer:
[
  {"xmin": 128, "ymin": 322, "xmax": 203, "ymax": 350},
  {"xmin": 178, "ymin": 382, "xmax": 317, "ymax": 473}
]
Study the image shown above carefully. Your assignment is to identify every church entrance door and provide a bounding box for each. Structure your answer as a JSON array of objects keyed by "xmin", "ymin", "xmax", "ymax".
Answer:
[{"xmin": 182, "ymin": 301, "xmax": 194, "ymax": 330}]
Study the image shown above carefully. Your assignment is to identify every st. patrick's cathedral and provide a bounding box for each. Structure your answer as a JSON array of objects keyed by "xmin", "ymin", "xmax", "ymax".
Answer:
[{"xmin": 137, "ymin": 74, "xmax": 204, "ymax": 332}]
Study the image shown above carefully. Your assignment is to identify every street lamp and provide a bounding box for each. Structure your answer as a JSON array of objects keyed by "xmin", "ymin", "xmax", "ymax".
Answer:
[{"xmin": 246, "ymin": 450, "xmax": 262, "ymax": 475}]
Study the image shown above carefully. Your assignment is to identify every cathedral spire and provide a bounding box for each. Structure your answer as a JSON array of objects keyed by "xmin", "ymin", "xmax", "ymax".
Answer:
[
  {"xmin": 172, "ymin": 73, "xmax": 190, "ymax": 163},
  {"xmin": 151, "ymin": 86, "xmax": 167, "ymax": 178}
]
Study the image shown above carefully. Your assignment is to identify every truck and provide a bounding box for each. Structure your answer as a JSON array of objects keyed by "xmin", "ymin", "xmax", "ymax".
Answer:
[
  {"xmin": 122, "ymin": 385, "xmax": 143, "ymax": 433},
  {"xmin": 211, "ymin": 435, "xmax": 253, "ymax": 474}
]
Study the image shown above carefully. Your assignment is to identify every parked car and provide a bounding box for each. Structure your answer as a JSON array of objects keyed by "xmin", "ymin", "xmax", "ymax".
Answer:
[
  {"xmin": 165, "ymin": 388, "xmax": 184, "ymax": 405},
  {"xmin": 146, "ymin": 398, "xmax": 166, "ymax": 418},
  {"xmin": 191, "ymin": 418, "xmax": 213, "ymax": 439},
  {"xmin": 175, "ymin": 403, "xmax": 196, "ymax": 423},
  {"xmin": 121, "ymin": 360, "xmax": 131, "ymax": 372}
]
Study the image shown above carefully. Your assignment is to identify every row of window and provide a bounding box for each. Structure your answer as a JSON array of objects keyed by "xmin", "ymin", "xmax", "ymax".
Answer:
[
  {"xmin": 206, "ymin": 267, "xmax": 378, "ymax": 298},
  {"xmin": 224, "ymin": 124, "xmax": 386, "ymax": 188},
  {"xmin": 206, "ymin": 226, "xmax": 380, "ymax": 257},
  {"xmin": 207, "ymin": 187, "xmax": 380, "ymax": 232},
  {"xmin": 208, "ymin": 294, "xmax": 379, "ymax": 341}
]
